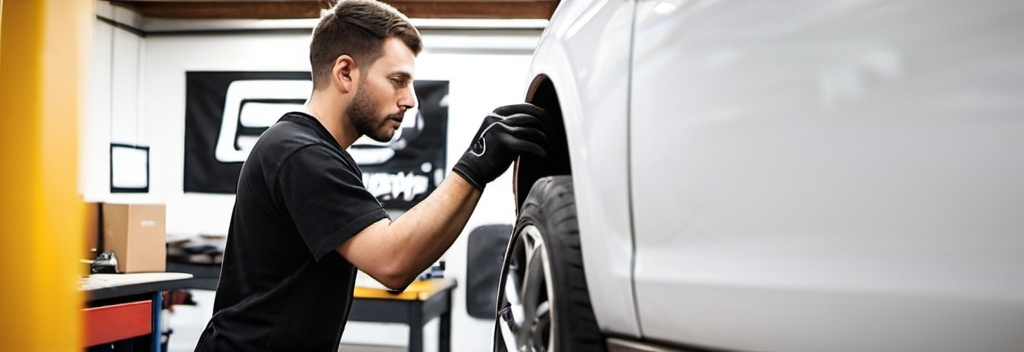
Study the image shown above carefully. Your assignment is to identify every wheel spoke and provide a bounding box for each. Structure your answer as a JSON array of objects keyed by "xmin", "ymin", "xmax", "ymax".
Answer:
[
  {"xmin": 533, "ymin": 301, "xmax": 551, "ymax": 351},
  {"xmin": 520, "ymin": 244, "xmax": 544, "ymax": 320},
  {"xmin": 504, "ymin": 267, "xmax": 525, "ymax": 326}
]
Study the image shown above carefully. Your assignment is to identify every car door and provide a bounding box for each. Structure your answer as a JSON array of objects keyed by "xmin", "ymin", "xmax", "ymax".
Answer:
[{"xmin": 628, "ymin": 0, "xmax": 1024, "ymax": 351}]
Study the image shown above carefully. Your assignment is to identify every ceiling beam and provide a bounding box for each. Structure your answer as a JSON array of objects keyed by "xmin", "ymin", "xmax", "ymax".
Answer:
[
  {"xmin": 389, "ymin": 1, "xmax": 557, "ymax": 19},
  {"xmin": 107, "ymin": 0, "xmax": 558, "ymax": 20},
  {"xmin": 108, "ymin": 1, "xmax": 329, "ymax": 19}
]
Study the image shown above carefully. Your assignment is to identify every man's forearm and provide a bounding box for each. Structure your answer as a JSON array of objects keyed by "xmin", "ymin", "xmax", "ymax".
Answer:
[
  {"xmin": 338, "ymin": 172, "xmax": 482, "ymax": 289},
  {"xmin": 386, "ymin": 172, "xmax": 481, "ymax": 278}
]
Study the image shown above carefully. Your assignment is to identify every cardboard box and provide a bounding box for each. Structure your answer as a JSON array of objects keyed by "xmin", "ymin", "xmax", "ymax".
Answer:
[
  {"xmin": 102, "ymin": 203, "xmax": 166, "ymax": 273},
  {"xmin": 84, "ymin": 202, "xmax": 101, "ymax": 260}
]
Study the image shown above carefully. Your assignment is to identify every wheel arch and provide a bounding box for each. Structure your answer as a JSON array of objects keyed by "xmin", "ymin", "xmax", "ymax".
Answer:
[{"xmin": 514, "ymin": 74, "xmax": 573, "ymax": 213}]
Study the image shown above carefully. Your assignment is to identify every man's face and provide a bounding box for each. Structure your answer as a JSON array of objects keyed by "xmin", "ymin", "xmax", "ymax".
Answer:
[{"xmin": 347, "ymin": 38, "xmax": 417, "ymax": 143}]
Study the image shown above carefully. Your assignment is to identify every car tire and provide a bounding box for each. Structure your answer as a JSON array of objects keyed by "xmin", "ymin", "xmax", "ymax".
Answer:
[{"xmin": 494, "ymin": 176, "xmax": 605, "ymax": 352}]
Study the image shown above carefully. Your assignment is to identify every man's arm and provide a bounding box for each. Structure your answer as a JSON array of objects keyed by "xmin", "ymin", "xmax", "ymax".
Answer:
[
  {"xmin": 337, "ymin": 173, "xmax": 479, "ymax": 289},
  {"xmin": 336, "ymin": 103, "xmax": 549, "ymax": 290}
]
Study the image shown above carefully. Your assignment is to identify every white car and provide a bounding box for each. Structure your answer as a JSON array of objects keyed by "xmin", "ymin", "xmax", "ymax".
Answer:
[{"xmin": 495, "ymin": 0, "xmax": 1024, "ymax": 351}]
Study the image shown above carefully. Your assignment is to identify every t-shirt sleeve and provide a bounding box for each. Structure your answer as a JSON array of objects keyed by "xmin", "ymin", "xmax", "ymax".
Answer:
[{"xmin": 273, "ymin": 144, "xmax": 389, "ymax": 261}]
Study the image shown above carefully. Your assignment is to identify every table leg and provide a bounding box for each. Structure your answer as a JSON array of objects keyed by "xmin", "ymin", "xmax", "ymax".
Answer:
[
  {"xmin": 152, "ymin": 291, "xmax": 163, "ymax": 352},
  {"xmin": 439, "ymin": 311, "xmax": 451, "ymax": 352},
  {"xmin": 409, "ymin": 303, "xmax": 423, "ymax": 352},
  {"xmin": 440, "ymin": 291, "xmax": 451, "ymax": 352}
]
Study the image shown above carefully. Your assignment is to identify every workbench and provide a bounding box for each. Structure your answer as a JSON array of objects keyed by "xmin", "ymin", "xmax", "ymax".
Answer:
[
  {"xmin": 169, "ymin": 261, "xmax": 458, "ymax": 352},
  {"xmin": 350, "ymin": 278, "xmax": 457, "ymax": 352},
  {"xmin": 80, "ymin": 272, "xmax": 193, "ymax": 351}
]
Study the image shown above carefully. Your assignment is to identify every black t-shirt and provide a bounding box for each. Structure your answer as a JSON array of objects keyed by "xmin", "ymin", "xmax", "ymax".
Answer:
[{"xmin": 196, "ymin": 112, "xmax": 389, "ymax": 352}]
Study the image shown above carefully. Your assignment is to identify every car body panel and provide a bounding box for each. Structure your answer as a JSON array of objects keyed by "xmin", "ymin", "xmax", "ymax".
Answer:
[
  {"xmin": 526, "ymin": 0, "xmax": 641, "ymax": 337},
  {"xmin": 628, "ymin": 0, "xmax": 1024, "ymax": 351}
]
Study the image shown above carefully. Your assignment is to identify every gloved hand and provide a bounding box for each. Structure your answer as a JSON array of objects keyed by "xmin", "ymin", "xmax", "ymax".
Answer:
[{"xmin": 452, "ymin": 103, "xmax": 550, "ymax": 190}]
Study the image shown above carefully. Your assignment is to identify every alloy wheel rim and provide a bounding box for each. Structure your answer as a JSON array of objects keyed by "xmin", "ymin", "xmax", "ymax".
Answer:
[{"xmin": 498, "ymin": 225, "xmax": 556, "ymax": 352}]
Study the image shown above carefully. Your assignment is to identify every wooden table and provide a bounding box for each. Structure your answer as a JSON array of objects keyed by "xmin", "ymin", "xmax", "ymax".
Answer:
[
  {"xmin": 80, "ymin": 272, "xmax": 193, "ymax": 351},
  {"xmin": 350, "ymin": 278, "xmax": 457, "ymax": 352}
]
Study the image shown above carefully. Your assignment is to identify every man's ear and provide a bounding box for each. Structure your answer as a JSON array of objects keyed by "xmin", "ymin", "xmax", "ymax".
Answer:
[{"xmin": 332, "ymin": 55, "xmax": 358, "ymax": 93}]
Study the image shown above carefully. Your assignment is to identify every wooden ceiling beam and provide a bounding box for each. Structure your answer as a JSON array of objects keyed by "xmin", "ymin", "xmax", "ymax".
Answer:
[
  {"xmin": 389, "ymin": 1, "xmax": 557, "ymax": 19},
  {"xmin": 108, "ymin": 1, "xmax": 329, "ymax": 19},
  {"xmin": 107, "ymin": 0, "xmax": 558, "ymax": 20}
]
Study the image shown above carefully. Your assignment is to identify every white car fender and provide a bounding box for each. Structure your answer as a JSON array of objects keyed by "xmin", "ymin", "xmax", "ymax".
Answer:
[{"xmin": 525, "ymin": 0, "xmax": 641, "ymax": 338}]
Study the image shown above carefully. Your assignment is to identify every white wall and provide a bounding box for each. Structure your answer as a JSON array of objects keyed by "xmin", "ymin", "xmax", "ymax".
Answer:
[
  {"xmin": 84, "ymin": 2, "xmax": 148, "ymax": 204},
  {"xmin": 84, "ymin": 5, "xmax": 542, "ymax": 350}
]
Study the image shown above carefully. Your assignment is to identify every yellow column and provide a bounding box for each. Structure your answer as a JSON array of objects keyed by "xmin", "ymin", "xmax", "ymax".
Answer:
[{"xmin": 1, "ymin": 0, "xmax": 92, "ymax": 350}]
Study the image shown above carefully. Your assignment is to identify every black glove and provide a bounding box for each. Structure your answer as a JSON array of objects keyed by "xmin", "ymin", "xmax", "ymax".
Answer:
[{"xmin": 452, "ymin": 103, "xmax": 550, "ymax": 190}]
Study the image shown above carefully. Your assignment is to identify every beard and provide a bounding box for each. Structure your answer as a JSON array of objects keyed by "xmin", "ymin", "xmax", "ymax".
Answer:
[{"xmin": 347, "ymin": 83, "xmax": 402, "ymax": 143}]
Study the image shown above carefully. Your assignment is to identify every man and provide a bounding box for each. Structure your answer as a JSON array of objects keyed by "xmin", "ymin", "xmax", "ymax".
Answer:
[{"xmin": 194, "ymin": 1, "xmax": 548, "ymax": 351}]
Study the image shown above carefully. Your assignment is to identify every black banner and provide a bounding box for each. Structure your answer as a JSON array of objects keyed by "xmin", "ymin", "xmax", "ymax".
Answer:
[{"xmin": 184, "ymin": 71, "xmax": 449, "ymax": 210}]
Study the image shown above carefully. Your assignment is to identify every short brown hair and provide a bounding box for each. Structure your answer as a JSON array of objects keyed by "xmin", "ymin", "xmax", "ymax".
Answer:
[{"xmin": 310, "ymin": 0, "xmax": 422, "ymax": 89}]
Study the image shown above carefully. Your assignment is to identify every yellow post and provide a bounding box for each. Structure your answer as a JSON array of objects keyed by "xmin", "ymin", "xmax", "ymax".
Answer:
[{"xmin": 1, "ymin": 0, "xmax": 92, "ymax": 350}]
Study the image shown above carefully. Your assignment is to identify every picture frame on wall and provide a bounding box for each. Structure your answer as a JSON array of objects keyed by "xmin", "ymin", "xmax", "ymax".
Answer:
[{"xmin": 110, "ymin": 143, "xmax": 150, "ymax": 193}]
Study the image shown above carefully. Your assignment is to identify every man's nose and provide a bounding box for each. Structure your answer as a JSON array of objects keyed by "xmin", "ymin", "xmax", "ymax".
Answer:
[{"xmin": 399, "ymin": 88, "xmax": 416, "ymax": 111}]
